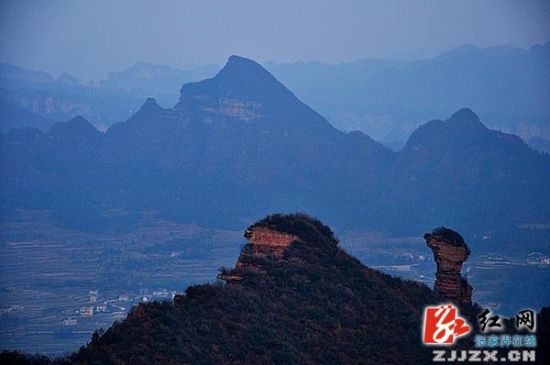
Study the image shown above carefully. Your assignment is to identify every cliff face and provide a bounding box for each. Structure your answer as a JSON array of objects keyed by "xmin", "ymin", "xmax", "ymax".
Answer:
[
  {"xmin": 244, "ymin": 226, "xmax": 299, "ymax": 256},
  {"xmin": 424, "ymin": 228, "xmax": 472, "ymax": 305},
  {"xmin": 219, "ymin": 225, "xmax": 299, "ymax": 282}
]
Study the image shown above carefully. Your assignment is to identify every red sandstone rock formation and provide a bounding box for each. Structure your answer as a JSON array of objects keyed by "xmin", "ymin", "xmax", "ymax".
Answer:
[
  {"xmin": 243, "ymin": 226, "xmax": 298, "ymax": 257},
  {"xmin": 424, "ymin": 228, "xmax": 472, "ymax": 305},
  {"xmin": 218, "ymin": 226, "xmax": 299, "ymax": 283}
]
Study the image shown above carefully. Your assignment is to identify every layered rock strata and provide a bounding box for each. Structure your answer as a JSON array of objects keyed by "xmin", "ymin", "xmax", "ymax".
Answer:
[
  {"xmin": 424, "ymin": 228, "xmax": 472, "ymax": 305},
  {"xmin": 218, "ymin": 226, "xmax": 299, "ymax": 283}
]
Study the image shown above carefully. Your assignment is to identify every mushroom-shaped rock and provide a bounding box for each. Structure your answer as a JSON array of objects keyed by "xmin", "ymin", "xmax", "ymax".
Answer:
[{"xmin": 424, "ymin": 227, "xmax": 472, "ymax": 305}]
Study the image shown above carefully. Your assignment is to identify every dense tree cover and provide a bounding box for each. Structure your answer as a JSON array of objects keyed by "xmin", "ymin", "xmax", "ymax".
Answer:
[
  {"xmin": 3, "ymin": 214, "xmax": 550, "ymax": 364},
  {"xmin": 1, "ymin": 214, "xmax": 435, "ymax": 364},
  {"xmin": 69, "ymin": 214, "xmax": 437, "ymax": 364},
  {"xmin": 248, "ymin": 213, "xmax": 336, "ymax": 245},
  {"xmin": 0, "ymin": 351, "xmax": 52, "ymax": 365}
]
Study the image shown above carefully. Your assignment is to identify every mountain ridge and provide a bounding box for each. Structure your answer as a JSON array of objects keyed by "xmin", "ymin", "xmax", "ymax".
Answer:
[
  {"xmin": 3, "ymin": 42, "xmax": 549, "ymax": 145},
  {"xmin": 1, "ymin": 55, "xmax": 548, "ymax": 239}
]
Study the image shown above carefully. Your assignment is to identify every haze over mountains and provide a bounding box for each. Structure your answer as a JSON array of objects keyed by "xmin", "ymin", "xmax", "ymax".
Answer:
[
  {"xmin": 268, "ymin": 42, "xmax": 550, "ymax": 148},
  {"xmin": 0, "ymin": 62, "xmax": 217, "ymax": 133},
  {"xmin": 1, "ymin": 42, "xmax": 549, "ymax": 151},
  {"xmin": 1, "ymin": 55, "xmax": 548, "ymax": 248},
  {"xmin": 1, "ymin": 46, "xmax": 549, "ymax": 362}
]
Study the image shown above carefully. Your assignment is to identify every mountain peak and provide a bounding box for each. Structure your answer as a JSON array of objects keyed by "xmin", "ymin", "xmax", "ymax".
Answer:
[
  {"xmin": 446, "ymin": 108, "xmax": 487, "ymax": 130},
  {"xmin": 448, "ymin": 108, "xmax": 480, "ymax": 123},
  {"xmin": 226, "ymin": 55, "xmax": 260, "ymax": 68},
  {"xmin": 140, "ymin": 97, "xmax": 162, "ymax": 111},
  {"xmin": 177, "ymin": 55, "xmax": 293, "ymax": 105},
  {"xmin": 219, "ymin": 55, "xmax": 272, "ymax": 78},
  {"xmin": 402, "ymin": 108, "xmax": 488, "ymax": 152},
  {"xmin": 175, "ymin": 55, "xmax": 336, "ymax": 131},
  {"xmin": 48, "ymin": 115, "xmax": 102, "ymax": 139},
  {"xmin": 131, "ymin": 97, "xmax": 165, "ymax": 119},
  {"xmin": 67, "ymin": 115, "xmax": 89, "ymax": 125}
]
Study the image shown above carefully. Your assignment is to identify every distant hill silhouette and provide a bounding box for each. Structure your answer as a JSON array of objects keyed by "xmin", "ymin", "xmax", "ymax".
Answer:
[
  {"xmin": 1, "ymin": 56, "xmax": 549, "ymax": 241},
  {"xmin": 3, "ymin": 42, "xmax": 550, "ymax": 147},
  {"xmin": 0, "ymin": 63, "xmax": 144, "ymax": 132},
  {"xmin": 0, "ymin": 62, "xmax": 218, "ymax": 132},
  {"xmin": 385, "ymin": 107, "xmax": 550, "ymax": 231},
  {"xmin": 267, "ymin": 42, "xmax": 550, "ymax": 147},
  {"xmin": 99, "ymin": 62, "xmax": 219, "ymax": 107}
]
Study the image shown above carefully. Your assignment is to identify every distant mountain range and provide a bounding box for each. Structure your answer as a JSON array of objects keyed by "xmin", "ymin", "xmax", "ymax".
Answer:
[
  {"xmin": 267, "ymin": 42, "xmax": 550, "ymax": 150},
  {"xmin": 99, "ymin": 62, "xmax": 219, "ymax": 107},
  {"xmin": 1, "ymin": 42, "xmax": 549, "ymax": 152},
  {"xmin": 0, "ymin": 62, "xmax": 217, "ymax": 133},
  {"xmin": 1, "ymin": 55, "xmax": 548, "ymax": 245}
]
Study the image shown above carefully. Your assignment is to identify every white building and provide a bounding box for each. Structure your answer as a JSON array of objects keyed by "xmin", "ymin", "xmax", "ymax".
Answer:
[
  {"xmin": 118, "ymin": 294, "xmax": 129, "ymax": 302},
  {"xmin": 62, "ymin": 318, "xmax": 78, "ymax": 326}
]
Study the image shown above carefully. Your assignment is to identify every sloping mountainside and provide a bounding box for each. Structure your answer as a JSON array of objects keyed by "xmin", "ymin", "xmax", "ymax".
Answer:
[
  {"xmin": 0, "ymin": 56, "xmax": 395, "ymax": 231},
  {"xmin": 384, "ymin": 108, "xmax": 550, "ymax": 231},
  {"xmin": 2, "ymin": 215, "xmax": 550, "ymax": 364},
  {"xmin": 2, "ymin": 214, "xmax": 438, "ymax": 364},
  {"xmin": 0, "ymin": 55, "xmax": 549, "ymax": 237},
  {"xmin": 267, "ymin": 42, "xmax": 550, "ymax": 145}
]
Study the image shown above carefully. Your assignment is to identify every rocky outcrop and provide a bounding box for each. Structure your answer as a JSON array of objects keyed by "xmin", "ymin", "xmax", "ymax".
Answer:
[
  {"xmin": 243, "ymin": 226, "xmax": 298, "ymax": 256},
  {"xmin": 424, "ymin": 227, "xmax": 472, "ymax": 305},
  {"xmin": 218, "ymin": 224, "xmax": 299, "ymax": 283},
  {"xmin": 202, "ymin": 99, "xmax": 262, "ymax": 122}
]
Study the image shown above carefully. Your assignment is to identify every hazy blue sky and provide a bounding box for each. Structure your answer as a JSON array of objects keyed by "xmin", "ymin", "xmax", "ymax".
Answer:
[{"xmin": 1, "ymin": 0, "xmax": 549, "ymax": 81}]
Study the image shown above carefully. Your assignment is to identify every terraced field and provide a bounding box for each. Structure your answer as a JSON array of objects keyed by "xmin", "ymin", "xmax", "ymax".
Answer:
[{"xmin": 0, "ymin": 214, "xmax": 242, "ymax": 356}]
